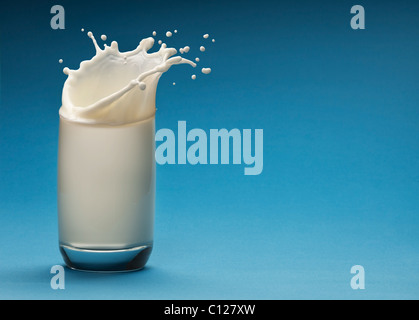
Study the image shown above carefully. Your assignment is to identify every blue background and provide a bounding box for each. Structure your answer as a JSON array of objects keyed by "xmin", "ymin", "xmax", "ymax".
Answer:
[{"xmin": 1, "ymin": 0, "xmax": 418, "ymax": 299}]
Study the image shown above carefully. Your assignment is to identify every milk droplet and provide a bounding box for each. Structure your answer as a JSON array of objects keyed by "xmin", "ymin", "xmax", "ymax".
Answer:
[
  {"xmin": 203, "ymin": 34, "xmax": 209, "ymax": 39},
  {"xmin": 158, "ymin": 40, "xmax": 162, "ymax": 45},
  {"xmin": 166, "ymin": 31, "xmax": 172, "ymax": 37},
  {"xmin": 101, "ymin": 35, "xmax": 107, "ymax": 41},
  {"xmin": 81, "ymin": 28, "xmax": 85, "ymax": 32},
  {"xmin": 138, "ymin": 82, "xmax": 146, "ymax": 90},
  {"xmin": 180, "ymin": 46, "xmax": 190, "ymax": 54},
  {"xmin": 200, "ymin": 46, "xmax": 205, "ymax": 52},
  {"xmin": 111, "ymin": 41, "xmax": 118, "ymax": 49},
  {"xmin": 191, "ymin": 75, "xmax": 196, "ymax": 80},
  {"xmin": 63, "ymin": 67, "xmax": 70, "ymax": 75},
  {"xmin": 202, "ymin": 68, "xmax": 211, "ymax": 74},
  {"xmin": 174, "ymin": 30, "xmax": 178, "ymax": 33},
  {"xmin": 212, "ymin": 39, "xmax": 215, "ymax": 43},
  {"xmin": 195, "ymin": 57, "xmax": 200, "ymax": 62},
  {"xmin": 59, "ymin": 59, "xmax": 63, "ymax": 64},
  {"xmin": 152, "ymin": 31, "xmax": 157, "ymax": 36},
  {"xmin": 173, "ymin": 82, "xmax": 176, "ymax": 86}
]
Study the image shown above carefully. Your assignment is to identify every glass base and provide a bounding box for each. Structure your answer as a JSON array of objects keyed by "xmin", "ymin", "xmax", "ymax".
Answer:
[{"xmin": 59, "ymin": 244, "xmax": 153, "ymax": 273}]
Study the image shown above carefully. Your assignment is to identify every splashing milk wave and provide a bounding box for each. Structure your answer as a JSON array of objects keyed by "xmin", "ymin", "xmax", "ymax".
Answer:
[{"xmin": 60, "ymin": 31, "xmax": 196, "ymax": 125}]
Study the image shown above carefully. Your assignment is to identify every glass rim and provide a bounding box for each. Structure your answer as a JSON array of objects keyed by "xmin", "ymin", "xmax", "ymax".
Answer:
[{"xmin": 59, "ymin": 112, "xmax": 156, "ymax": 128}]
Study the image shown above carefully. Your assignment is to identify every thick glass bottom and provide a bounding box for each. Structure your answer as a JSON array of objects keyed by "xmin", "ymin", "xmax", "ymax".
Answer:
[{"xmin": 59, "ymin": 244, "xmax": 153, "ymax": 273}]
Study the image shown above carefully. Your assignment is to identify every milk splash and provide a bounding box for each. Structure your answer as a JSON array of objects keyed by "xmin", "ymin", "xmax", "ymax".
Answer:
[{"xmin": 60, "ymin": 31, "xmax": 196, "ymax": 125}]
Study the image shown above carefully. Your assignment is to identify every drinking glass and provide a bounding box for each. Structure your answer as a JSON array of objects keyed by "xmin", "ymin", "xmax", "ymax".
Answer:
[{"xmin": 57, "ymin": 115, "xmax": 155, "ymax": 272}]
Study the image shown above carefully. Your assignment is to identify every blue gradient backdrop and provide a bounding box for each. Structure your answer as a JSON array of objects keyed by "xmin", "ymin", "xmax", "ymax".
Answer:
[{"xmin": 0, "ymin": 0, "xmax": 418, "ymax": 299}]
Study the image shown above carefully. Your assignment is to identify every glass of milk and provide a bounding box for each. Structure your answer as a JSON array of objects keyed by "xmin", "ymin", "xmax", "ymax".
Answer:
[
  {"xmin": 58, "ymin": 116, "xmax": 155, "ymax": 272},
  {"xmin": 57, "ymin": 32, "xmax": 195, "ymax": 272}
]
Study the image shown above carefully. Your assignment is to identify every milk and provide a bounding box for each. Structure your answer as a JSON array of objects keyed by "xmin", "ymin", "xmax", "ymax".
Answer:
[
  {"xmin": 58, "ymin": 31, "xmax": 196, "ymax": 272},
  {"xmin": 60, "ymin": 31, "xmax": 195, "ymax": 125},
  {"xmin": 58, "ymin": 116, "xmax": 155, "ymax": 249}
]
